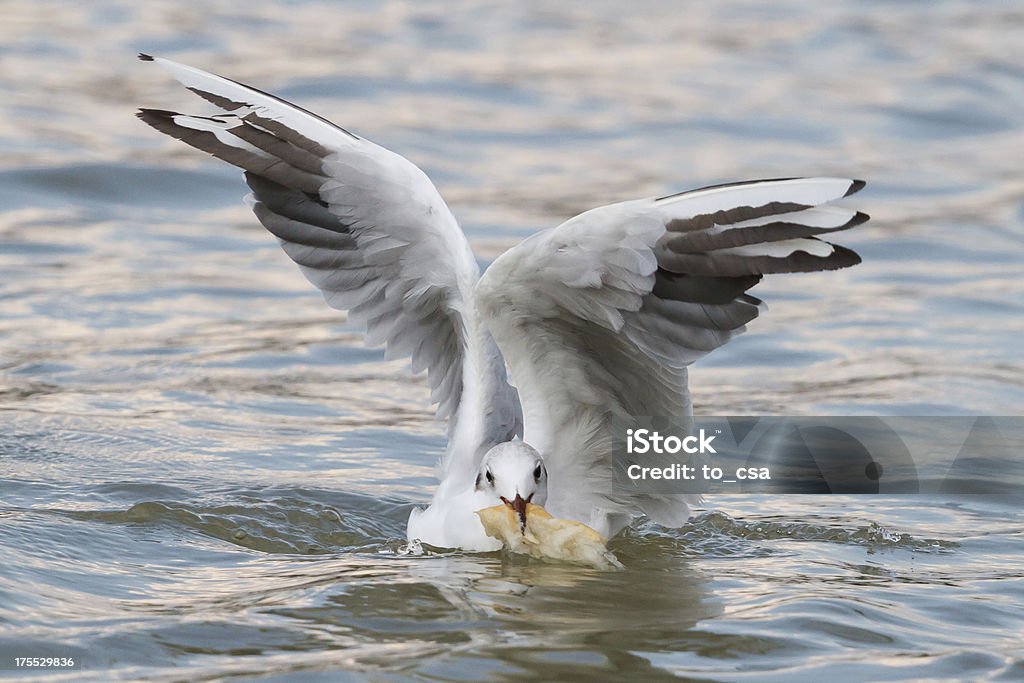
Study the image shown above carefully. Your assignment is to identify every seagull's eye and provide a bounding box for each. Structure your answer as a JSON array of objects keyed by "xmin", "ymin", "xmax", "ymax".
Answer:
[
  {"xmin": 485, "ymin": 470, "xmax": 494, "ymax": 484},
  {"xmin": 533, "ymin": 464, "xmax": 543, "ymax": 480}
]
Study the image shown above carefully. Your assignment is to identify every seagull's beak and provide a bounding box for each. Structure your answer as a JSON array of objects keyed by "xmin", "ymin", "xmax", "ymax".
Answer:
[{"xmin": 501, "ymin": 494, "xmax": 530, "ymax": 532}]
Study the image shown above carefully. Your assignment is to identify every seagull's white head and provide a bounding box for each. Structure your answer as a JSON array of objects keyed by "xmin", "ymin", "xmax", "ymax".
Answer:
[{"xmin": 475, "ymin": 441, "xmax": 548, "ymax": 529}]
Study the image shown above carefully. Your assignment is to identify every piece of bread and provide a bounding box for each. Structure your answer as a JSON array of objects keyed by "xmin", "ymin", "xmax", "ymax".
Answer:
[{"xmin": 476, "ymin": 503, "xmax": 623, "ymax": 570}]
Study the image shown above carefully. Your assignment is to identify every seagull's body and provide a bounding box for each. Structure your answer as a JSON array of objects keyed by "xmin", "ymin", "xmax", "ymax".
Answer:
[{"xmin": 138, "ymin": 56, "xmax": 868, "ymax": 552}]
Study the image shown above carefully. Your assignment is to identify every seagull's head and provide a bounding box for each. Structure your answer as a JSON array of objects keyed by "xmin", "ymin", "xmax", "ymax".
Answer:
[{"xmin": 475, "ymin": 441, "xmax": 548, "ymax": 530}]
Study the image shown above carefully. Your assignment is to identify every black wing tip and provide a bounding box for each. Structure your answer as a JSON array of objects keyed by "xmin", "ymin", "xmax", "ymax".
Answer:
[
  {"xmin": 827, "ymin": 244, "xmax": 862, "ymax": 269},
  {"xmin": 849, "ymin": 210, "xmax": 871, "ymax": 228},
  {"xmin": 138, "ymin": 52, "xmax": 155, "ymax": 62},
  {"xmin": 136, "ymin": 108, "xmax": 177, "ymax": 121},
  {"xmin": 844, "ymin": 179, "xmax": 867, "ymax": 197},
  {"xmin": 761, "ymin": 243, "xmax": 863, "ymax": 274}
]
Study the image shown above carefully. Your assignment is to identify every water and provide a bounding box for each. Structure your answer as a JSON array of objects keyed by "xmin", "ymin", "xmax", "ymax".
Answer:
[{"xmin": 2, "ymin": 1, "xmax": 1023, "ymax": 680}]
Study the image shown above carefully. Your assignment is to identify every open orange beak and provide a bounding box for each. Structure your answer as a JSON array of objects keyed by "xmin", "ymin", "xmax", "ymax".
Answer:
[{"xmin": 500, "ymin": 493, "xmax": 531, "ymax": 532}]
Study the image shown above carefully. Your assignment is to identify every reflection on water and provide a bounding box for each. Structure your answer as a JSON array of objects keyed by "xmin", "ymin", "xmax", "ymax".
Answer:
[{"xmin": 2, "ymin": 0, "xmax": 1023, "ymax": 680}]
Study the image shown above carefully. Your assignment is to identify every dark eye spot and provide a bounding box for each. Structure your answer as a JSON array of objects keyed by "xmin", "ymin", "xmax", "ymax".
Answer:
[
  {"xmin": 485, "ymin": 470, "xmax": 494, "ymax": 484},
  {"xmin": 533, "ymin": 464, "xmax": 543, "ymax": 480}
]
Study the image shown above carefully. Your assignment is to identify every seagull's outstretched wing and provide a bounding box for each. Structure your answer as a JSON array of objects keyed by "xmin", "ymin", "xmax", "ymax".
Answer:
[
  {"xmin": 136, "ymin": 55, "xmax": 521, "ymax": 460},
  {"xmin": 477, "ymin": 177, "xmax": 867, "ymax": 531}
]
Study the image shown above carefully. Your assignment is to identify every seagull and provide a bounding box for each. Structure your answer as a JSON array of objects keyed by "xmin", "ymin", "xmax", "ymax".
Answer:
[{"xmin": 137, "ymin": 55, "xmax": 868, "ymax": 552}]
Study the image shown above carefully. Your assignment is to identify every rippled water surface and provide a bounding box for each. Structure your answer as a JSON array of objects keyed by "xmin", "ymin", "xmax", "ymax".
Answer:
[{"xmin": 2, "ymin": 1, "xmax": 1023, "ymax": 680}]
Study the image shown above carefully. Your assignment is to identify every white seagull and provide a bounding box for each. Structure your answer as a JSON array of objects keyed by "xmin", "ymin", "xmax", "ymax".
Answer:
[{"xmin": 138, "ymin": 55, "xmax": 868, "ymax": 552}]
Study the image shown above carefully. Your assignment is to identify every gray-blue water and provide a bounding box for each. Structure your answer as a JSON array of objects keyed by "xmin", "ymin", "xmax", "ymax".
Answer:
[{"xmin": 2, "ymin": 1, "xmax": 1023, "ymax": 680}]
